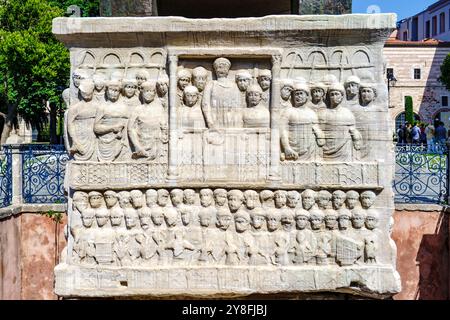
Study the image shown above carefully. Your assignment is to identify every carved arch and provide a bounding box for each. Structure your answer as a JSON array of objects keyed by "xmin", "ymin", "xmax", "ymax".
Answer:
[
  {"xmin": 352, "ymin": 49, "xmax": 371, "ymax": 65},
  {"xmin": 149, "ymin": 49, "xmax": 167, "ymax": 68},
  {"xmin": 127, "ymin": 51, "xmax": 146, "ymax": 67},
  {"xmin": 101, "ymin": 51, "xmax": 123, "ymax": 69},
  {"xmin": 76, "ymin": 50, "xmax": 97, "ymax": 70},
  {"xmin": 307, "ymin": 49, "xmax": 327, "ymax": 66}
]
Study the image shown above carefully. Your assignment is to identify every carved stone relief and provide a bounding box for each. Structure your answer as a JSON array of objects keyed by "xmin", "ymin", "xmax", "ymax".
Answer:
[
  {"xmin": 69, "ymin": 188, "xmax": 386, "ymax": 268},
  {"xmin": 54, "ymin": 14, "xmax": 399, "ymax": 298},
  {"xmin": 66, "ymin": 49, "xmax": 168, "ymax": 164}
]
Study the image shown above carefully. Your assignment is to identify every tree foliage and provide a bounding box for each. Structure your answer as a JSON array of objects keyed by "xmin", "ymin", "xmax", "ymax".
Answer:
[
  {"xmin": 439, "ymin": 53, "xmax": 450, "ymax": 91},
  {"xmin": 0, "ymin": 0, "xmax": 99, "ymax": 144},
  {"xmin": 404, "ymin": 96, "xmax": 414, "ymax": 124}
]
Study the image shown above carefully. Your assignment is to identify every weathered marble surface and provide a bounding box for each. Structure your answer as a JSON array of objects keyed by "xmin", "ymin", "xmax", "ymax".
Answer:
[{"xmin": 53, "ymin": 14, "xmax": 400, "ymax": 299}]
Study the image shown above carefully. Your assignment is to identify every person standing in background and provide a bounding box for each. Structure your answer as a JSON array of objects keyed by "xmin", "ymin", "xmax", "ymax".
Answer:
[
  {"xmin": 419, "ymin": 124, "xmax": 427, "ymax": 146},
  {"xmin": 425, "ymin": 123, "xmax": 435, "ymax": 153},
  {"xmin": 404, "ymin": 122, "xmax": 412, "ymax": 144},
  {"xmin": 396, "ymin": 124, "xmax": 405, "ymax": 144},
  {"xmin": 411, "ymin": 122, "xmax": 421, "ymax": 144},
  {"xmin": 435, "ymin": 121, "xmax": 448, "ymax": 152}
]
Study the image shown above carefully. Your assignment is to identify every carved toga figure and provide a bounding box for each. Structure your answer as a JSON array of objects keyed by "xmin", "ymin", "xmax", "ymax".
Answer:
[
  {"xmin": 128, "ymin": 80, "xmax": 168, "ymax": 160},
  {"xmin": 67, "ymin": 79, "xmax": 98, "ymax": 161},
  {"xmin": 202, "ymin": 57, "xmax": 242, "ymax": 129},
  {"xmin": 94, "ymin": 80, "xmax": 130, "ymax": 162},
  {"xmin": 280, "ymin": 81, "xmax": 325, "ymax": 161},
  {"xmin": 318, "ymin": 83, "xmax": 362, "ymax": 162}
]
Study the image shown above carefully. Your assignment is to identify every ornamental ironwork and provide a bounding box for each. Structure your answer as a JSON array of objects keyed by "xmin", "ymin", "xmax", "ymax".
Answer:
[
  {"xmin": 22, "ymin": 145, "xmax": 69, "ymax": 204},
  {"xmin": 394, "ymin": 143, "xmax": 449, "ymax": 204}
]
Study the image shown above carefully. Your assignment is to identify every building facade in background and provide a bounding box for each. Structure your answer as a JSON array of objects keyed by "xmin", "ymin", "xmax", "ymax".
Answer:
[
  {"xmin": 398, "ymin": 0, "xmax": 450, "ymax": 42},
  {"xmin": 385, "ymin": 34, "xmax": 450, "ymax": 128}
]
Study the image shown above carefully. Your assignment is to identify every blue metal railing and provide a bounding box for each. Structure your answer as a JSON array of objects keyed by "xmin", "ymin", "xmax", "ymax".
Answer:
[
  {"xmin": 394, "ymin": 143, "xmax": 449, "ymax": 204},
  {"xmin": 21, "ymin": 144, "xmax": 69, "ymax": 204},
  {"xmin": 0, "ymin": 146, "xmax": 13, "ymax": 208}
]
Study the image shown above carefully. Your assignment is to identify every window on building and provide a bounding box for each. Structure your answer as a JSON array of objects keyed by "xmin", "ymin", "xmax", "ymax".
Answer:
[
  {"xmin": 432, "ymin": 16, "xmax": 438, "ymax": 36},
  {"xmin": 414, "ymin": 68, "xmax": 421, "ymax": 80},
  {"xmin": 426, "ymin": 20, "xmax": 431, "ymax": 38},
  {"xmin": 440, "ymin": 12, "xmax": 446, "ymax": 33},
  {"xmin": 442, "ymin": 96, "xmax": 449, "ymax": 107},
  {"xmin": 387, "ymin": 68, "xmax": 394, "ymax": 80},
  {"xmin": 412, "ymin": 17, "xmax": 419, "ymax": 41},
  {"xmin": 403, "ymin": 31, "xmax": 408, "ymax": 41}
]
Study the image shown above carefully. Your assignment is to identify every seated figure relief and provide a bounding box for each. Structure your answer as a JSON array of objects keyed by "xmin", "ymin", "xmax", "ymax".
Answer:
[{"xmin": 67, "ymin": 52, "xmax": 169, "ymax": 163}]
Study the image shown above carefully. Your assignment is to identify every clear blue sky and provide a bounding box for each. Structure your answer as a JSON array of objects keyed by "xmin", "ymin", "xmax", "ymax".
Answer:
[{"xmin": 353, "ymin": 0, "xmax": 439, "ymax": 21}]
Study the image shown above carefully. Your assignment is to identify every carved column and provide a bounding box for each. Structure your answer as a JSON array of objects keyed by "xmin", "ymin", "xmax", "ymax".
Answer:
[
  {"xmin": 269, "ymin": 54, "xmax": 282, "ymax": 181},
  {"xmin": 167, "ymin": 53, "xmax": 179, "ymax": 181}
]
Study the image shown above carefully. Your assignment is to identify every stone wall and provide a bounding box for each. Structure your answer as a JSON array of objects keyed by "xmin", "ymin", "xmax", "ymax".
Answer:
[
  {"xmin": 392, "ymin": 205, "xmax": 449, "ymax": 300},
  {"xmin": 0, "ymin": 205, "xmax": 66, "ymax": 300},
  {"xmin": 0, "ymin": 205, "xmax": 447, "ymax": 299}
]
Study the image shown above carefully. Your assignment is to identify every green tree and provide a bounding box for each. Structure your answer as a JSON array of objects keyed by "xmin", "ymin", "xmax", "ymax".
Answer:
[
  {"xmin": 0, "ymin": 0, "xmax": 72, "ymax": 144},
  {"xmin": 0, "ymin": 0, "xmax": 100, "ymax": 145},
  {"xmin": 439, "ymin": 53, "xmax": 450, "ymax": 91},
  {"xmin": 404, "ymin": 96, "xmax": 414, "ymax": 124}
]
